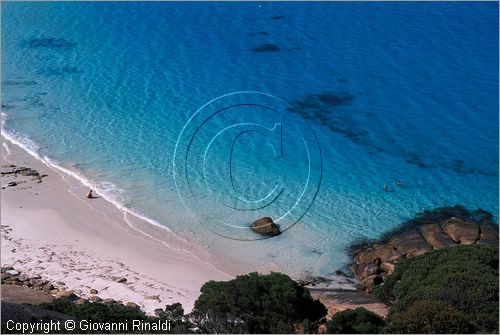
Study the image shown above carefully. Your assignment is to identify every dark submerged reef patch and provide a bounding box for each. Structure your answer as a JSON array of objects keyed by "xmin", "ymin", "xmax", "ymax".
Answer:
[
  {"xmin": 249, "ymin": 31, "xmax": 270, "ymax": 36},
  {"xmin": 404, "ymin": 152, "xmax": 429, "ymax": 168},
  {"xmin": 24, "ymin": 37, "xmax": 76, "ymax": 49},
  {"xmin": 251, "ymin": 43, "xmax": 281, "ymax": 52},
  {"xmin": 3, "ymin": 93, "xmax": 46, "ymax": 109},
  {"xmin": 317, "ymin": 92, "xmax": 354, "ymax": 106},
  {"xmin": 1, "ymin": 104, "xmax": 15, "ymax": 111},
  {"xmin": 288, "ymin": 92, "xmax": 497, "ymax": 177},
  {"xmin": 402, "ymin": 151, "xmax": 497, "ymax": 177},
  {"xmin": 447, "ymin": 159, "xmax": 491, "ymax": 176},
  {"xmin": 287, "ymin": 91, "xmax": 364, "ymax": 141},
  {"xmin": 2, "ymin": 80, "xmax": 37, "ymax": 86},
  {"xmin": 40, "ymin": 66, "xmax": 81, "ymax": 76}
]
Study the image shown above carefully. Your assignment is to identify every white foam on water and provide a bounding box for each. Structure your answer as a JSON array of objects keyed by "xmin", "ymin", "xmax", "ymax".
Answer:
[
  {"xmin": 2, "ymin": 113, "xmax": 42, "ymax": 160},
  {"xmin": 1, "ymin": 112, "xmax": 175, "ymax": 233},
  {"xmin": 2, "ymin": 112, "xmax": 233, "ymax": 279}
]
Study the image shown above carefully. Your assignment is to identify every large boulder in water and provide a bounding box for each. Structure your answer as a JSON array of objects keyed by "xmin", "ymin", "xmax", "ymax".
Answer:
[
  {"xmin": 420, "ymin": 224, "xmax": 456, "ymax": 249},
  {"xmin": 250, "ymin": 217, "xmax": 280, "ymax": 236},
  {"xmin": 389, "ymin": 232, "xmax": 431, "ymax": 257},
  {"xmin": 478, "ymin": 225, "xmax": 499, "ymax": 245},
  {"xmin": 354, "ymin": 244, "xmax": 402, "ymax": 265},
  {"xmin": 442, "ymin": 218, "xmax": 479, "ymax": 245}
]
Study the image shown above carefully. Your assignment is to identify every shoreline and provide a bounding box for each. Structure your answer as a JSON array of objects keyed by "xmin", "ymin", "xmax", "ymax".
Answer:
[
  {"xmin": 1, "ymin": 133, "xmax": 381, "ymax": 318},
  {"xmin": 0, "ymin": 122, "xmax": 230, "ymax": 268},
  {"xmin": 7, "ymin": 133, "xmax": 494, "ymax": 320},
  {"xmin": 1, "ymin": 136, "xmax": 234, "ymax": 314}
]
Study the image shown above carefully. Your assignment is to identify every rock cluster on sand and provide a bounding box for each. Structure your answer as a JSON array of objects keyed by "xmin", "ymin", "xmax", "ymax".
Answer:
[
  {"xmin": 1, "ymin": 266, "xmax": 141, "ymax": 310},
  {"xmin": 250, "ymin": 217, "xmax": 280, "ymax": 236},
  {"xmin": 1, "ymin": 164, "xmax": 46, "ymax": 184},
  {"xmin": 350, "ymin": 206, "xmax": 499, "ymax": 292}
]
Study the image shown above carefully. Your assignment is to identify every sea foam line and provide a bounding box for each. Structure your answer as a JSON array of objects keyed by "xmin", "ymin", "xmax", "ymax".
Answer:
[
  {"xmin": 1, "ymin": 114, "xmax": 232, "ymax": 278},
  {"xmin": 1, "ymin": 112, "xmax": 169, "ymax": 231},
  {"xmin": 42, "ymin": 154, "xmax": 173, "ymax": 233}
]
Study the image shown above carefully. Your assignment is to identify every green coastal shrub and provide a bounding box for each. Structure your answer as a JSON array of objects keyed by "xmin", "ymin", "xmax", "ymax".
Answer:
[
  {"xmin": 36, "ymin": 299, "xmax": 193, "ymax": 334},
  {"xmin": 4, "ymin": 273, "xmax": 325, "ymax": 334},
  {"xmin": 324, "ymin": 308, "xmax": 385, "ymax": 334},
  {"xmin": 385, "ymin": 300, "xmax": 474, "ymax": 334},
  {"xmin": 191, "ymin": 272, "xmax": 327, "ymax": 333},
  {"xmin": 374, "ymin": 243, "xmax": 499, "ymax": 333}
]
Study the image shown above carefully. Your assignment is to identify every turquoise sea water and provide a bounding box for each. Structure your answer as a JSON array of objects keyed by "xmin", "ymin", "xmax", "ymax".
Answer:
[{"xmin": 2, "ymin": 2, "xmax": 498, "ymax": 276}]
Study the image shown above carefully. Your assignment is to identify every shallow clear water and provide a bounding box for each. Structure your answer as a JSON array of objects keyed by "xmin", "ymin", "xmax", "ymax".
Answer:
[{"xmin": 2, "ymin": 2, "xmax": 498, "ymax": 276}]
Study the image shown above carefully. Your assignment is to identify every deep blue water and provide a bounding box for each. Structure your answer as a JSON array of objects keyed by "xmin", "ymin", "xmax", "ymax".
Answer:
[{"xmin": 2, "ymin": 2, "xmax": 498, "ymax": 276}]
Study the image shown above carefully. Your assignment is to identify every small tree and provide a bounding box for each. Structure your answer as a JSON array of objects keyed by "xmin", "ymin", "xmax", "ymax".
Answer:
[
  {"xmin": 155, "ymin": 303, "xmax": 193, "ymax": 333},
  {"xmin": 325, "ymin": 308, "xmax": 385, "ymax": 334},
  {"xmin": 155, "ymin": 302, "xmax": 185, "ymax": 323},
  {"xmin": 191, "ymin": 272, "xmax": 327, "ymax": 333}
]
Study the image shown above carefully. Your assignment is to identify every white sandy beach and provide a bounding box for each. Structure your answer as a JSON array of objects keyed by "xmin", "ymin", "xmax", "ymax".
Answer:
[{"xmin": 1, "ymin": 136, "xmax": 233, "ymax": 314}]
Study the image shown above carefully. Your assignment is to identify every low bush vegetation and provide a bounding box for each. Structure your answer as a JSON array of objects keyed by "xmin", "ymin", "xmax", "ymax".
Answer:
[
  {"xmin": 324, "ymin": 308, "xmax": 385, "ymax": 334},
  {"xmin": 3, "ymin": 272, "xmax": 327, "ymax": 334},
  {"xmin": 384, "ymin": 300, "xmax": 474, "ymax": 333},
  {"xmin": 375, "ymin": 243, "xmax": 499, "ymax": 333},
  {"xmin": 3, "ymin": 244, "xmax": 497, "ymax": 334}
]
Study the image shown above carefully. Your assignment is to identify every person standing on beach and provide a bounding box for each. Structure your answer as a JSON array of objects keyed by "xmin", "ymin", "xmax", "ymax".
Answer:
[{"xmin": 86, "ymin": 189, "xmax": 93, "ymax": 199}]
